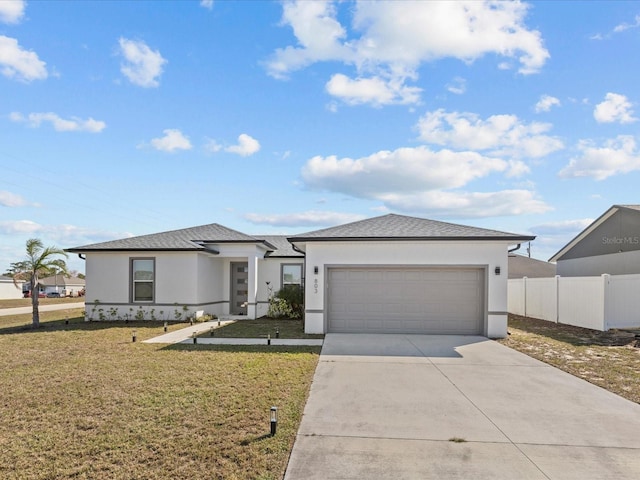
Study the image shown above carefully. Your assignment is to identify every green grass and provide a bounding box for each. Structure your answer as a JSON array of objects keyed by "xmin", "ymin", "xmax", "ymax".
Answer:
[
  {"xmin": 204, "ymin": 318, "xmax": 324, "ymax": 340},
  {"xmin": 0, "ymin": 310, "xmax": 320, "ymax": 479},
  {"xmin": 499, "ymin": 314, "xmax": 640, "ymax": 404}
]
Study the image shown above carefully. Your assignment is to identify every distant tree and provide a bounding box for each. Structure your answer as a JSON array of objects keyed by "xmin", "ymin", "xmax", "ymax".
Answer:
[
  {"xmin": 11, "ymin": 238, "xmax": 68, "ymax": 328},
  {"xmin": 67, "ymin": 270, "xmax": 86, "ymax": 279}
]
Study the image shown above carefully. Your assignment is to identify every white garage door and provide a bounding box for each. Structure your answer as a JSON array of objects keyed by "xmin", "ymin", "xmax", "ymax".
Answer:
[{"xmin": 327, "ymin": 267, "xmax": 484, "ymax": 334}]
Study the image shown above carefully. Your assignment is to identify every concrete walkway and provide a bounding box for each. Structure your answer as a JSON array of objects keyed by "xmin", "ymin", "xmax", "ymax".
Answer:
[
  {"xmin": 284, "ymin": 333, "xmax": 640, "ymax": 480},
  {"xmin": 143, "ymin": 320, "xmax": 323, "ymax": 347},
  {"xmin": 0, "ymin": 302, "xmax": 85, "ymax": 317}
]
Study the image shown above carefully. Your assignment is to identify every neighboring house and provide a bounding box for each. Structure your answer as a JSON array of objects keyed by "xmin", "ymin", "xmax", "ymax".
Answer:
[
  {"xmin": 0, "ymin": 275, "xmax": 24, "ymax": 300},
  {"xmin": 508, "ymin": 254, "xmax": 556, "ymax": 279},
  {"xmin": 550, "ymin": 205, "xmax": 640, "ymax": 276},
  {"xmin": 38, "ymin": 275, "xmax": 86, "ymax": 297},
  {"xmin": 66, "ymin": 214, "xmax": 533, "ymax": 338}
]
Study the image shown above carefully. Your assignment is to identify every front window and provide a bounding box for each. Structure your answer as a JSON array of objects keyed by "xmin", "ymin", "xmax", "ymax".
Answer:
[
  {"xmin": 132, "ymin": 258, "xmax": 154, "ymax": 302},
  {"xmin": 282, "ymin": 264, "xmax": 302, "ymax": 287}
]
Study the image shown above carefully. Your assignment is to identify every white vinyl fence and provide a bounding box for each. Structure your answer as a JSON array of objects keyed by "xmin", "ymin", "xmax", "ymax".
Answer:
[{"xmin": 508, "ymin": 274, "xmax": 640, "ymax": 331}]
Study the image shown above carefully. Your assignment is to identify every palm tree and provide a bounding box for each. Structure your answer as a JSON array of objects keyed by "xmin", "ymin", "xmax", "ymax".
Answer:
[{"xmin": 12, "ymin": 238, "xmax": 68, "ymax": 328}]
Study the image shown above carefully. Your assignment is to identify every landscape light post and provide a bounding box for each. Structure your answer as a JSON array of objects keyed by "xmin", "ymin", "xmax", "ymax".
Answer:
[{"xmin": 270, "ymin": 407, "xmax": 278, "ymax": 436}]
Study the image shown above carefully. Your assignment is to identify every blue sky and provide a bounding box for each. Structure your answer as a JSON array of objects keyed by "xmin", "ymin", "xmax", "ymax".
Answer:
[{"xmin": 1, "ymin": 0, "xmax": 639, "ymax": 274}]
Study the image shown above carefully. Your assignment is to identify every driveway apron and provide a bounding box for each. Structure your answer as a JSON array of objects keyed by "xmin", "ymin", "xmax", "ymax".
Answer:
[{"xmin": 284, "ymin": 333, "xmax": 640, "ymax": 480}]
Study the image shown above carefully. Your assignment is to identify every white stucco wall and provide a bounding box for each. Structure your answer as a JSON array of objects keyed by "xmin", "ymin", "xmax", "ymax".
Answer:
[
  {"xmin": 0, "ymin": 280, "xmax": 24, "ymax": 299},
  {"xmin": 84, "ymin": 251, "xmax": 217, "ymax": 320},
  {"xmin": 82, "ymin": 245, "xmax": 299, "ymax": 320},
  {"xmin": 556, "ymin": 250, "xmax": 640, "ymax": 276},
  {"xmin": 300, "ymin": 240, "xmax": 509, "ymax": 337}
]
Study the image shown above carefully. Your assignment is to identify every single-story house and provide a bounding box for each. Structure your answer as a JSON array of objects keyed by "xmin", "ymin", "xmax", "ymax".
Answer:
[
  {"xmin": 0, "ymin": 275, "xmax": 24, "ymax": 300},
  {"xmin": 508, "ymin": 254, "xmax": 556, "ymax": 279},
  {"xmin": 550, "ymin": 205, "xmax": 640, "ymax": 276},
  {"xmin": 66, "ymin": 214, "xmax": 534, "ymax": 338},
  {"xmin": 39, "ymin": 275, "xmax": 86, "ymax": 297}
]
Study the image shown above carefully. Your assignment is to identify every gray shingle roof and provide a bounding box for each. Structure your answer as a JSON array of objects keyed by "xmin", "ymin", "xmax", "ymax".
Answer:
[
  {"xmin": 67, "ymin": 224, "xmax": 273, "ymax": 252},
  {"xmin": 288, "ymin": 214, "xmax": 535, "ymax": 241},
  {"xmin": 39, "ymin": 275, "xmax": 86, "ymax": 286},
  {"xmin": 259, "ymin": 235, "xmax": 304, "ymax": 257},
  {"xmin": 618, "ymin": 204, "xmax": 640, "ymax": 212},
  {"xmin": 508, "ymin": 254, "xmax": 556, "ymax": 279}
]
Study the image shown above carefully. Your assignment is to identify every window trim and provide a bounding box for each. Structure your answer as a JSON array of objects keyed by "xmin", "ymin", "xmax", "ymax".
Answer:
[
  {"xmin": 130, "ymin": 257, "xmax": 155, "ymax": 303},
  {"xmin": 280, "ymin": 263, "xmax": 303, "ymax": 288}
]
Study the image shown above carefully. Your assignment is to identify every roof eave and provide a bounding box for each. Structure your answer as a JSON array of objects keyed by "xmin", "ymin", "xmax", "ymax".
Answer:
[
  {"xmin": 65, "ymin": 247, "xmax": 204, "ymax": 253},
  {"xmin": 288, "ymin": 235, "xmax": 535, "ymax": 242}
]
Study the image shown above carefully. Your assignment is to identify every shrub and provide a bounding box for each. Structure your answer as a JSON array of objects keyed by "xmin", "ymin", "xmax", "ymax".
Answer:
[{"xmin": 268, "ymin": 285, "xmax": 303, "ymax": 319}]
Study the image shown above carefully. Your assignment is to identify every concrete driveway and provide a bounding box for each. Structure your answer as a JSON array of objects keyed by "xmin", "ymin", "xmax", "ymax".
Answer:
[{"xmin": 284, "ymin": 334, "xmax": 640, "ymax": 480}]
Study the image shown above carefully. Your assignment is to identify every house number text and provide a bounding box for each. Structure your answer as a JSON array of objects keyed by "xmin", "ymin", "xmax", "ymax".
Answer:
[{"xmin": 314, "ymin": 278, "xmax": 318, "ymax": 294}]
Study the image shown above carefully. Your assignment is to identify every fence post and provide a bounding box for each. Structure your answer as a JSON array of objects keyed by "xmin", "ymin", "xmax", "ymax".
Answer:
[
  {"xmin": 555, "ymin": 275, "xmax": 561, "ymax": 324},
  {"xmin": 602, "ymin": 274, "xmax": 610, "ymax": 331},
  {"xmin": 523, "ymin": 277, "xmax": 527, "ymax": 317}
]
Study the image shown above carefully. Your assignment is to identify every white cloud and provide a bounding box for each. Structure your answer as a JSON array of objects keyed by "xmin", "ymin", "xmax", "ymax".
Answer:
[
  {"xmin": 325, "ymin": 73, "xmax": 421, "ymax": 106},
  {"xmin": 0, "ymin": 220, "xmax": 131, "ymax": 244},
  {"xmin": 559, "ymin": 135, "xmax": 640, "ymax": 180},
  {"xmin": 376, "ymin": 189, "xmax": 551, "ymax": 218},
  {"xmin": 200, "ymin": 0, "xmax": 214, "ymax": 10},
  {"xmin": 118, "ymin": 37, "xmax": 167, "ymax": 88},
  {"xmin": 0, "ymin": 35, "xmax": 48, "ymax": 82},
  {"xmin": 266, "ymin": 1, "xmax": 350, "ymax": 79},
  {"xmin": 300, "ymin": 143, "xmax": 549, "ymax": 218},
  {"xmin": 225, "ymin": 134, "xmax": 260, "ymax": 156},
  {"xmin": 0, "ymin": 190, "xmax": 32, "ymax": 207},
  {"xmin": 0, "ymin": 219, "xmax": 41, "ymax": 234},
  {"xmin": 0, "ymin": 0, "xmax": 25, "ymax": 24},
  {"xmin": 302, "ymin": 146, "xmax": 508, "ymax": 197},
  {"xmin": 267, "ymin": 1, "xmax": 549, "ymax": 106},
  {"xmin": 530, "ymin": 219, "xmax": 593, "ymax": 236},
  {"xmin": 591, "ymin": 15, "xmax": 640, "ymax": 40},
  {"xmin": 446, "ymin": 77, "xmax": 466, "ymax": 95},
  {"xmin": 593, "ymin": 92, "xmax": 637, "ymax": 124},
  {"xmin": 535, "ymin": 94, "xmax": 560, "ymax": 113},
  {"xmin": 613, "ymin": 14, "xmax": 640, "ymax": 33},
  {"xmin": 149, "ymin": 129, "xmax": 192, "ymax": 152},
  {"xmin": 417, "ymin": 109, "xmax": 564, "ymax": 158},
  {"xmin": 10, "ymin": 111, "xmax": 106, "ymax": 132},
  {"xmin": 204, "ymin": 138, "xmax": 222, "ymax": 153},
  {"xmin": 243, "ymin": 210, "xmax": 365, "ymax": 227}
]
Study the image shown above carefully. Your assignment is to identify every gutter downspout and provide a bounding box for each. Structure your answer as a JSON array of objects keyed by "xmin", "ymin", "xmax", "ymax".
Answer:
[{"xmin": 508, "ymin": 243, "xmax": 522, "ymax": 253}]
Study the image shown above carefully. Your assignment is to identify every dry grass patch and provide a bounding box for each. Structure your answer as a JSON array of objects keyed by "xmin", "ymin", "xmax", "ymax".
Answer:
[
  {"xmin": 499, "ymin": 314, "xmax": 640, "ymax": 404},
  {"xmin": 0, "ymin": 311, "xmax": 320, "ymax": 479},
  {"xmin": 208, "ymin": 318, "xmax": 324, "ymax": 340},
  {"xmin": 0, "ymin": 297, "xmax": 84, "ymax": 309}
]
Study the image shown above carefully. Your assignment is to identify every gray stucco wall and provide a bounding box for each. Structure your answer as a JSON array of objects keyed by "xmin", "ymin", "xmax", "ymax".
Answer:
[
  {"xmin": 558, "ymin": 209, "xmax": 640, "ymax": 261},
  {"xmin": 556, "ymin": 250, "xmax": 640, "ymax": 276}
]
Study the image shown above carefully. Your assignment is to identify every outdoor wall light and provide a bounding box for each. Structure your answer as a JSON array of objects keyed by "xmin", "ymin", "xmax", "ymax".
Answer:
[
  {"xmin": 314, "ymin": 266, "xmax": 319, "ymax": 274},
  {"xmin": 270, "ymin": 406, "xmax": 278, "ymax": 436},
  {"xmin": 495, "ymin": 266, "xmax": 501, "ymax": 275},
  {"xmin": 132, "ymin": 330, "xmax": 137, "ymax": 343}
]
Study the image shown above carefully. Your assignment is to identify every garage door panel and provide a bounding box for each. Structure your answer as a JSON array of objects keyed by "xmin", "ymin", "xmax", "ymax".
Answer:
[{"xmin": 328, "ymin": 267, "xmax": 484, "ymax": 334}]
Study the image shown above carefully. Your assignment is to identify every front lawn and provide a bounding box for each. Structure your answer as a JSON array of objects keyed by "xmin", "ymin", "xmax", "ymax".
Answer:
[
  {"xmin": 499, "ymin": 314, "xmax": 640, "ymax": 404},
  {"xmin": 0, "ymin": 311, "xmax": 320, "ymax": 479},
  {"xmin": 206, "ymin": 318, "xmax": 324, "ymax": 340}
]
